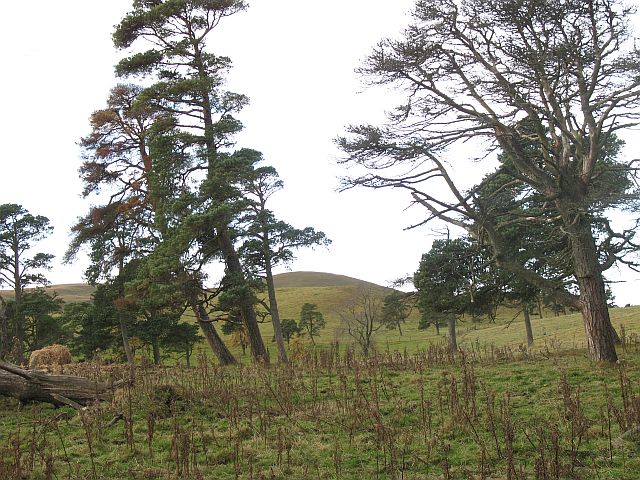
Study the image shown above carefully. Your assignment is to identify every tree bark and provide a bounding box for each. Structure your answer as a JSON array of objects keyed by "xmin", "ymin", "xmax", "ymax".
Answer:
[
  {"xmin": 447, "ymin": 315, "xmax": 457, "ymax": 353},
  {"xmin": 569, "ymin": 217, "xmax": 618, "ymax": 362},
  {"xmin": 118, "ymin": 314, "xmax": 136, "ymax": 381},
  {"xmin": 152, "ymin": 338, "xmax": 162, "ymax": 365},
  {"xmin": 0, "ymin": 361, "xmax": 111, "ymax": 407},
  {"xmin": 190, "ymin": 301, "xmax": 237, "ymax": 366},
  {"xmin": 264, "ymin": 258, "xmax": 288, "ymax": 363},
  {"xmin": 523, "ymin": 304, "xmax": 534, "ymax": 347},
  {"xmin": 537, "ymin": 296, "xmax": 544, "ymax": 319},
  {"xmin": 0, "ymin": 297, "xmax": 7, "ymax": 360},
  {"xmin": 218, "ymin": 229, "xmax": 269, "ymax": 363}
]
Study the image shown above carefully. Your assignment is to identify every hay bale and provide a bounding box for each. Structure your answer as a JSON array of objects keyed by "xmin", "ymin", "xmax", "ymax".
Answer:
[{"xmin": 28, "ymin": 344, "xmax": 72, "ymax": 369}]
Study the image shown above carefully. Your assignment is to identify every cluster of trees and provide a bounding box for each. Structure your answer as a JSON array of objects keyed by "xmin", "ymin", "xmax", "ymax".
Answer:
[
  {"xmin": 3, "ymin": 1, "xmax": 330, "ymax": 368},
  {"xmin": 413, "ymin": 235, "xmax": 600, "ymax": 352},
  {"xmin": 0, "ymin": 203, "xmax": 202, "ymax": 366},
  {"xmin": 0, "ymin": 204, "xmax": 57, "ymax": 363},
  {"xmin": 5, "ymin": 0, "xmax": 640, "ymax": 366},
  {"xmin": 58, "ymin": 0, "xmax": 329, "ymax": 367},
  {"xmin": 261, "ymin": 302, "xmax": 327, "ymax": 346},
  {"xmin": 339, "ymin": 0, "xmax": 640, "ymax": 362}
]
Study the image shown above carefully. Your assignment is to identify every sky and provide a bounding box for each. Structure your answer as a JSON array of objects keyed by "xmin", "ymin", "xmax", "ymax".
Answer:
[{"xmin": 1, "ymin": 1, "xmax": 639, "ymax": 305}]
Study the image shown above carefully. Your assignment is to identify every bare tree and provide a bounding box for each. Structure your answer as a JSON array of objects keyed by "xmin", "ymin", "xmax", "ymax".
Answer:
[
  {"xmin": 339, "ymin": 287, "xmax": 384, "ymax": 356},
  {"xmin": 339, "ymin": 0, "xmax": 640, "ymax": 362}
]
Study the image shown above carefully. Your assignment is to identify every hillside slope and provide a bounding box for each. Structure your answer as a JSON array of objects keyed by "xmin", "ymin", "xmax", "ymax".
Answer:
[
  {"xmin": 0, "ymin": 284, "xmax": 95, "ymax": 303},
  {"xmin": 3, "ymin": 273, "xmax": 639, "ymax": 358},
  {"xmin": 272, "ymin": 271, "xmax": 387, "ymax": 290},
  {"xmin": 0, "ymin": 272, "xmax": 386, "ymax": 304}
]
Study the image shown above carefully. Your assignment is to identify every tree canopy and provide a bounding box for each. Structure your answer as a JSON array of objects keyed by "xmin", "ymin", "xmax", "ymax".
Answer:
[
  {"xmin": 339, "ymin": 0, "xmax": 640, "ymax": 362},
  {"xmin": 0, "ymin": 204, "xmax": 54, "ymax": 362}
]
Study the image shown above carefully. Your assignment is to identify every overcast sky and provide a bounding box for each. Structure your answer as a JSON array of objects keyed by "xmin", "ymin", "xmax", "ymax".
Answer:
[{"xmin": 1, "ymin": 1, "xmax": 638, "ymax": 305}]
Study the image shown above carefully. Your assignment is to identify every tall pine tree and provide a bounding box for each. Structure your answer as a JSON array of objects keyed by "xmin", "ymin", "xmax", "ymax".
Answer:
[{"xmin": 113, "ymin": 0, "xmax": 270, "ymax": 361}]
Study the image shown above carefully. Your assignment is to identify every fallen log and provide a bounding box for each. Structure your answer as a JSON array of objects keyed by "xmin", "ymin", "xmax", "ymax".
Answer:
[{"xmin": 0, "ymin": 360, "xmax": 112, "ymax": 408}]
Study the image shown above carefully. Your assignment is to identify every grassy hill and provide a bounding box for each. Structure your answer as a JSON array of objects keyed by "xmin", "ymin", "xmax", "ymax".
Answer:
[
  {"xmin": 0, "ymin": 272, "xmax": 382, "ymax": 303},
  {"xmin": 259, "ymin": 286, "xmax": 640, "ymax": 357},
  {"xmin": 4, "ymin": 272, "xmax": 640, "ymax": 359},
  {"xmin": 0, "ymin": 283, "xmax": 95, "ymax": 303},
  {"xmin": 272, "ymin": 271, "xmax": 387, "ymax": 289}
]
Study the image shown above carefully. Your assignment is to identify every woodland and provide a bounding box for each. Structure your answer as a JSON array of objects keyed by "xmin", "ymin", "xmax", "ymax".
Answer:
[{"xmin": 1, "ymin": 0, "xmax": 640, "ymax": 478}]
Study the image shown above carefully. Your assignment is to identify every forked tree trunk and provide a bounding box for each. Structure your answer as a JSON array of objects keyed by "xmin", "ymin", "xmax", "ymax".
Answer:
[
  {"xmin": 218, "ymin": 229, "xmax": 269, "ymax": 363},
  {"xmin": 523, "ymin": 304, "xmax": 534, "ymax": 347},
  {"xmin": 190, "ymin": 301, "xmax": 237, "ymax": 366},
  {"xmin": 569, "ymin": 218, "xmax": 618, "ymax": 362},
  {"xmin": 447, "ymin": 315, "xmax": 457, "ymax": 352}
]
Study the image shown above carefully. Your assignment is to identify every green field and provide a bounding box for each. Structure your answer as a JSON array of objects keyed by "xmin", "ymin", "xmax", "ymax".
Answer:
[
  {"xmin": 2, "ymin": 332, "xmax": 640, "ymax": 479},
  {"xmin": 2, "ymin": 272, "xmax": 640, "ymax": 478}
]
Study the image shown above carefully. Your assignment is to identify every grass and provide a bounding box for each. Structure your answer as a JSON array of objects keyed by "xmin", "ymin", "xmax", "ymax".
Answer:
[
  {"xmin": 1, "ymin": 270, "xmax": 640, "ymax": 478},
  {"xmin": 234, "ymin": 284, "xmax": 640, "ymax": 362},
  {"xmin": 7, "ymin": 271, "xmax": 638, "ymax": 365},
  {"xmin": 0, "ymin": 283, "xmax": 95, "ymax": 304},
  {"xmin": 3, "ymin": 340, "xmax": 640, "ymax": 479}
]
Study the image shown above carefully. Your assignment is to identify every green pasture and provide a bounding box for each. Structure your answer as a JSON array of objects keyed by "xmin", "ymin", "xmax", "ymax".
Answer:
[
  {"xmin": 2, "ymin": 339, "xmax": 640, "ymax": 478},
  {"xmin": 2, "ymin": 273, "xmax": 640, "ymax": 478}
]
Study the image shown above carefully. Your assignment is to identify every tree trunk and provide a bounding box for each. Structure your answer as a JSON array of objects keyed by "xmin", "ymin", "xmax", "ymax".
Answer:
[
  {"xmin": 152, "ymin": 338, "xmax": 161, "ymax": 365},
  {"xmin": 193, "ymin": 41, "xmax": 267, "ymax": 364},
  {"xmin": 447, "ymin": 315, "xmax": 457, "ymax": 352},
  {"xmin": 397, "ymin": 321, "xmax": 403, "ymax": 337},
  {"xmin": 523, "ymin": 304, "xmax": 534, "ymax": 347},
  {"xmin": 118, "ymin": 314, "xmax": 136, "ymax": 381},
  {"xmin": 119, "ymin": 315, "xmax": 134, "ymax": 366},
  {"xmin": 190, "ymin": 301, "xmax": 237, "ymax": 366},
  {"xmin": 0, "ymin": 361, "xmax": 112, "ymax": 407},
  {"xmin": 309, "ymin": 323, "xmax": 316, "ymax": 345},
  {"xmin": 0, "ymin": 297, "xmax": 7, "ymax": 360},
  {"xmin": 569, "ymin": 218, "xmax": 618, "ymax": 362},
  {"xmin": 13, "ymin": 295, "xmax": 25, "ymax": 365},
  {"xmin": 264, "ymin": 259, "xmax": 288, "ymax": 363},
  {"xmin": 218, "ymin": 228, "xmax": 269, "ymax": 363},
  {"xmin": 579, "ymin": 283, "xmax": 618, "ymax": 361},
  {"xmin": 537, "ymin": 295, "xmax": 544, "ymax": 319},
  {"xmin": 12, "ymin": 232, "xmax": 25, "ymax": 365},
  {"xmin": 362, "ymin": 340, "xmax": 369, "ymax": 357}
]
